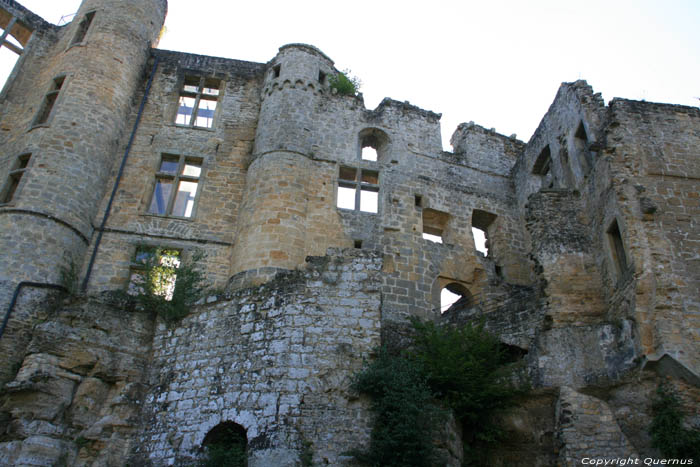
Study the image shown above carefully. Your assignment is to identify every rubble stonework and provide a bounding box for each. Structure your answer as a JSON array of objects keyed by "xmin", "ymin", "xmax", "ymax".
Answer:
[{"xmin": 0, "ymin": 0, "xmax": 698, "ymax": 465}]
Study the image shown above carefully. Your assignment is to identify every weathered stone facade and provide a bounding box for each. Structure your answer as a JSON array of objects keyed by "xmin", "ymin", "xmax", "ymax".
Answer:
[{"xmin": 1, "ymin": 0, "xmax": 698, "ymax": 465}]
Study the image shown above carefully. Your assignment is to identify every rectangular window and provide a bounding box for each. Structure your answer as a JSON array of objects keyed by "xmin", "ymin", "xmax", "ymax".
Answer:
[
  {"xmin": 422, "ymin": 208, "xmax": 449, "ymax": 243},
  {"xmin": 1, "ymin": 153, "xmax": 30, "ymax": 204},
  {"xmin": 148, "ymin": 154, "xmax": 202, "ymax": 218},
  {"xmin": 175, "ymin": 75, "xmax": 221, "ymax": 129},
  {"xmin": 337, "ymin": 166, "xmax": 379, "ymax": 213},
  {"xmin": 71, "ymin": 11, "xmax": 95, "ymax": 45},
  {"xmin": 128, "ymin": 247, "xmax": 181, "ymax": 301},
  {"xmin": 33, "ymin": 76, "xmax": 65, "ymax": 126}
]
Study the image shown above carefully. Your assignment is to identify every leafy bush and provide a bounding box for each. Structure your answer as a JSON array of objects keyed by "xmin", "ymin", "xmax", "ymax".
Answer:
[
  {"xmin": 650, "ymin": 383, "xmax": 700, "ymax": 462},
  {"xmin": 129, "ymin": 247, "xmax": 207, "ymax": 322},
  {"xmin": 329, "ymin": 69, "xmax": 361, "ymax": 96},
  {"xmin": 351, "ymin": 348, "xmax": 443, "ymax": 466},
  {"xmin": 351, "ymin": 319, "xmax": 525, "ymax": 466}
]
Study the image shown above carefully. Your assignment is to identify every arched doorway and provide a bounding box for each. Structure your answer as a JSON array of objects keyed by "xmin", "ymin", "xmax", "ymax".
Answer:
[{"xmin": 202, "ymin": 421, "xmax": 248, "ymax": 466}]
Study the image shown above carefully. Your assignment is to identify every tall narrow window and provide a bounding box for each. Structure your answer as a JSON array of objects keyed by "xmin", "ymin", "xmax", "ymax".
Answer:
[
  {"xmin": 533, "ymin": 145, "xmax": 553, "ymax": 189},
  {"xmin": 70, "ymin": 11, "xmax": 95, "ymax": 45},
  {"xmin": 472, "ymin": 209, "xmax": 496, "ymax": 256},
  {"xmin": 1, "ymin": 153, "xmax": 30, "ymax": 204},
  {"xmin": 607, "ymin": 220, "xmax": 628, "ymax": 278},
  {"xmin": 33, "ymin": 76, "xmax": 65, "ymax": 126},
  {"xmin": 175, "ymin": 76, "xmax": 221, "ymax": 129},
  {"xmin": 148, "ymin": 154, "xmax": 202, "ymax": 218},
  {"xmin": 574, "ymin": 121, "xmax": 592, "ymax": 173},
  {"xmin": 337, "ymin": 166, "xmax": 379, "ymax": 213}
]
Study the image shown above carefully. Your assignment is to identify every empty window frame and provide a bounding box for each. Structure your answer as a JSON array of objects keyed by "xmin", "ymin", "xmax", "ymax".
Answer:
[
  {"xmin": 422, "ymin": 208, "xmax": 449, "ymax": 243},
  {"xmin": 359, "ymin": 128, "xmax": 390, "ymax": 162},
  {"xmin": 440, "ymin": 282, "xmax": 472, "ymax": 314},
  {"xmin": 472, "ymin": 209, "xmax": 496, "ymax": 256},
  {"xmin": 272, "ymin": 64, "xmax": 281, "ymax": 78},
  {"xmin": 606, "ymin": 219, "xmax": 628, "ymax": 277},
  {"xmin": 1, "ymin": 153, "xmax": 30, "ymax": 203},
  {"xmin": 533, "ymin": 145, "xmax": 552, "ymax": 176},
  {"xmin": 0, "ymin": 14, "xmax": 30, "ymax": 55},
  {"xmin": 337, "ymin": 166, "xmax": 379, "ymax": 213},
  {"xmin": 128, "ymin": 246, "xmax": 181, "ymax": 300},
  {"xmin": 148, "ymin": 154, "xmax": 203, "ymax": 218},
  {"xmin": 574, "ymin": 121, "xmax": 593, "ymax": 173},
  {"xmin": 70, "ymin": 11, "xmax": 95, "ymax": 45},
  {"xmin": 175, "ymin": 75, "xmax": 221, "ymax": 129},
  {"xmin": 32, "ymin": 76, "xmax": 65, "ymax": 126}
]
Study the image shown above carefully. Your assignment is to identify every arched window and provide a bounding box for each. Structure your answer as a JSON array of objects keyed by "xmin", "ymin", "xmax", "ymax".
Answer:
[
  {"xmin": 358, "ymin": 128, "xmax": 390, "ymax": 162},
  {"xmin": 440, "ymin": 282, "xmax": 472, "ymax": 314},
  {"xmin": 202, "ymin": 421, "xmax": 247, "ymax": 466}
]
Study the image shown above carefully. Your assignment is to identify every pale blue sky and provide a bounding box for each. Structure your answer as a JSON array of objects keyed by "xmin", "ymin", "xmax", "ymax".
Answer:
[{"xmin": 2, "ymin": 0, "xmax": 699, "ymax": 148}]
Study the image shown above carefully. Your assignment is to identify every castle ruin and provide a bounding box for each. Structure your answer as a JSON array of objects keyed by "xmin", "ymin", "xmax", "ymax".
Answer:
[{"xmin": 1, "ymin": 0, "xmax": 698, "ymax": 465}]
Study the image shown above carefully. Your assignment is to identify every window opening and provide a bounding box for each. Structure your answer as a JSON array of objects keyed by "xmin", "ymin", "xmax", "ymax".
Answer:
[
  {"xmin": 1, "ymin": 153, "xmax": 30, "ymax": 203},
  {"xmin": 128, "ymin": 247, "xmax": 181, "ymax": 301},
  {"xmin": 318, "ymin": 70, "xmax": 326, "ymax": 84},
  {"xmin": 337, "ymin": 166, "xmax": 379, "ymax": 213},
  {"xmin": 175, "ymin": 76, "xmax": 220, "ymax": 129},
  {"xmin": 148, "ymin": 154, "xmax": 202, "ymax": 218},
  {"xmin": 33, "ymin": 76, "xmax": 65, "ymax": 126},
  {"xmin": 272, "ymin": 64, "xmax": 280, "ymax": 78},
  {"xmin": 202, "ymin": 422, "xmax": 247, "ymax": 466},
  {"xmin": 354, "ymin": 239, "xmax": 363, "ymax": 249},
  {"xmin": 414, "ymin": 194, "xmax": 423, "ymax": 207},
  {"xmin": 70, "ymin": 11, "xmax": 95, "ymax": 45},
  {"xmin": 440, "ymin": 282, "xmax": 472, "ymax": 313},
  {"xmin": 533, "ymin": 145, "xmax": 551, "ymax": 176},
  {"xmin": 358, "ymin": 128, "xmax": 390, "ymax": 162},
  {"xmin": 472, "ymin": 209, "xmax": 496, "ymax": 256},
  {"xmin": 422, "ymin": 208, "xmax": 449, "ymax": 243},
  {"xmin": 574, "ymin": 121, "xmax": 592, "ymax": 173},
  {"xmin": 607, "ymin": 219, "xmax": 628, "ymax": 277}
]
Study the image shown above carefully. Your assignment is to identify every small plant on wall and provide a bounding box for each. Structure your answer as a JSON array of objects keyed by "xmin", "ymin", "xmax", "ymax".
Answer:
[
  {"xmin": 649, "ymin": 383, "xmax": 700, "ymax": 462},
  {"xmin": 329, "ymin": 69, "xmax": 361, "ymax": 96}
]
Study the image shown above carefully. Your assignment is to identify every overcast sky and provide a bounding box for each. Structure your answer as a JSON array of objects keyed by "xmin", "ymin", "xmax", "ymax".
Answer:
[{"xmin": 2, "ymin": 0, "xmax": 699, "ymax": 149}]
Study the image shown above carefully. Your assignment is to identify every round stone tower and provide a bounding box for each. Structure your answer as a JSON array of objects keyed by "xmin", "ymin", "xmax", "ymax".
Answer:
[
  {"xmin": 0, "ymin": 0, "xmax": 167, "ymax": 288},
  {"xmin": 230, "ymin": 44, "xmax": 336, "ymax": 284}
]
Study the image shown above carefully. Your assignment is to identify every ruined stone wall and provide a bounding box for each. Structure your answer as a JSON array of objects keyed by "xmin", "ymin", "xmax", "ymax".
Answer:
[
  {"xmin": 133, "ymin": 250, "xmax": 381, "ymax": 466},
  {"xmin": 601, "ymin": 99, "xmax": 700, "ymax": 372}
]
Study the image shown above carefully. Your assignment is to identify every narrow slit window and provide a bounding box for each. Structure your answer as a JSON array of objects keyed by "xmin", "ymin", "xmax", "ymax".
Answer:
[
  {"xmin": 1, "ymin": 153, "xmax": 31, "ymax": 204},
  {"xmin": 336, "ymin": 166, "xmax": 379, "ymax": 213},
  {"xmin": 175, "ymin": 76, "xmax": 221, "ymax": 129},
  {"xmin": 71, "ymin": 11, "xmax": 95, "ymax": 45},
  {"xmin": 33, "ymin": 76, "xmax": 65, "ymax": 126},
  {"xmin": 318, "ymin": 70, "xmax": 326, "ymax": 84},
  {"xmin": 607, "ymin": 220, "xmax": 628, "ymax": 277},
  {"xmin": 272, "ymin": 64, "xmax": 281, "ymax": 78},
  {"xmin": 148, "ymin": 154, "xmax": 203, "ymax": 218}
]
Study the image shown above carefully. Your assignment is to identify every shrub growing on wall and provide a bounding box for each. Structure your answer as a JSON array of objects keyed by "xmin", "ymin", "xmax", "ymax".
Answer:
[
  {"xmin": 650, "ymin": 383, "xmax": 700, "ymax": 462},
  {"xmin": 351, "ymin": 318, "xmax": 525, "ymax": 466},
  {"xmin": 329, "ymin": 69, "xmax": 361, "ymax": 96}
]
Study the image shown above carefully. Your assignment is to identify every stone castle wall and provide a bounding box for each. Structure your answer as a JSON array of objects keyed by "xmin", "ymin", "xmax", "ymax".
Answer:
[{"xmin": 1, "ymin": 0, "xmax": 698, "ymax": 465}]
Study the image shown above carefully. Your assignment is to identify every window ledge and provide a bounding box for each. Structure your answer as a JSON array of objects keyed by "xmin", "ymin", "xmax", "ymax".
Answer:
[
  {"xmin": 140, "ymin": 212, "xmax": 196, "ymax": 222},
  {"xmin": 66, "ymin": 42, "xmax": 87, "ymax": 51},
  {"xmin": 27, "ymin": 123, "xmax": 50, "ymax": 132},
  {"xmin": 172, "ymin": 123, "xmax": 216, "ymax": 132},
  {"xmin": 336, "ymin": 207, "xmax": 378, "ymax": 215}
]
